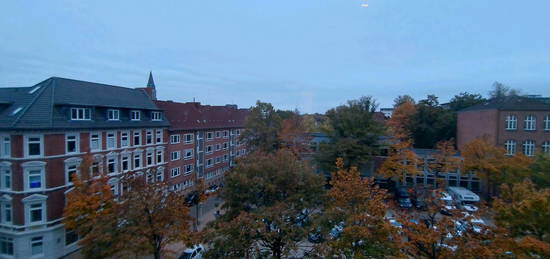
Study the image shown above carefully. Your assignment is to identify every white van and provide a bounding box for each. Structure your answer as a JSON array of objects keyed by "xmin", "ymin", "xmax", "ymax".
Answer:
[{"xmin": 447, "ymin": 187, "xmax": 480, "ymax": 212}]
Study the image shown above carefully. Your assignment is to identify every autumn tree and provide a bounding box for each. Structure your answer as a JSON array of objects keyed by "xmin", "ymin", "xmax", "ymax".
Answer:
[
  {"xmin": 428, "ymin": 140, "xmax": 462, "ymax": 186},
  {"xmin": 64, "ymin": 159, "xmax": 195, "ymax": 259},
  {"xmin": 278, "ymin": 111, "xmax": 310, "ymax": 154},
  {"xmin": 529, "ymin": 154, "xmax": 550, "ymax": 188},
  {"xmin": 63, "ymin": 156, "xmax": 121, "ymax": 259},
  {"xmin": 316, "ymin": 96, "xmax": 385, "ymax": 172},
  {"xmin": 493, "ymin": 180, "xmax": 550, "ymax": 257},
  {"xmin": 387, "ymin": 100, "xmax": 416, "ymax": 139},
  {"xmin": 320, "ymin": 158, "xmax": 400, "ymax": 257},
  {"xmin": 462, "ymin": 137, "xmax": 506, "ymax": 197},
  {"xmin": 377, "ymin": 139, "xmax": 420, "ymax": 183},
  {"xmin": 117, "ymin": 177, "xmax": 195, "ymax": 259}
]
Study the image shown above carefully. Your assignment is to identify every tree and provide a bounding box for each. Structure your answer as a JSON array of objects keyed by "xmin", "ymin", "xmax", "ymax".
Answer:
[
  {"xmin": 278, "ymin": 111, "xmax": 310, "ymax": 154},
  {"xmin": 430, "ymin": 140, "xmax": 462, "ymax": 176},
  {"xmin": 316, "ymin": 96, "xmax": 385, "ymax": 172},
  {"xmin": 493, "ymin": 180, "xmax": 550, "ymax": 257},
  {"xmin": 240, "ymin": 101, "xmax": 283, "ymax": 153},
  {"xmin": 489, "ymin": 81, "xmax": 521, "ymax": 100},
  {"xmin": 461, "ymin": 137, "xmax": 506, "ymax": 197},
  {"xmin": 320, "ymin": 158, "xmax": 400, "ymax": 257},
  {"xmin": 393, "ymin": 94, "xmax": 416, "ymax": 107},
  {"xmin": 117, "ymin": 177, "xmax": 195, "ymax": 259},
  {"xmin": 387, "ymin": 100, "xmax": 416, "ymax": 139},
  {"xmin": 397, "ymin": 188, "xmax": 503, "ymax": 259},
  {"xmin": 448, "ymin": 92, "xmax": 486, "ymax": 111},
  {"xmin": 377, "ymin": 139, "xmax": 420, "ymax": 183},
  {"xmin": 411, "ymin": 95, "xmax": 456, "ymax": 149},
  {"xmin": 206, "ymin": 150, "xmax": 325, "ymax": 258},
  {"xmin": 529, "ymin": 154, "xmax": 550, "ymax": 188},
  {"xmin": 63, "ymin": 156, "xmax": 122, "ymax": 258},
  {"xmin": 64, "ymin": 159, "xmax": 195, "ymax": 259}
]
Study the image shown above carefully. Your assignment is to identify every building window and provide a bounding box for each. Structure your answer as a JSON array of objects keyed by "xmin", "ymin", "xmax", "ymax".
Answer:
[
  {"xmin": 171, "ymin": 167, "xmax": 181, "ymax": 178},
  {"xmin": 156, "ymin": 168, "xmax": 164, "ymax": 182},
  {"xmin": 146, "ymin": 130, "xmax": 153, "ymax": 145},
  {"xmin": 133, "ymin": 131, "xmax": 141, "ymax": 146},
  {"xmin": 215, "ymin": 144, "xmax": 221, "ymax": 151},
  {"xmin": 65, "ymin": 230, "xmax": 79, "ymax": 246},
  {"xmin": 107, "ymin": 109, "xmax": 120, "ymax": 120},
  {"xmin": 206, "ymin": 132, "xmax": 213, "ymax": 140},
  {"xmin": 206, "ymin": 145, "xmax": 213, "ymax": 154},
  {"xmin": 131, "ymin": 110, "xmax": 141, "ymax": 121},
  {"xmin": 31, "ymin": 236, "xmax": 43, "ymax": 256},
  {"xmin": 545, "ymin": 115, "xmax": 550, "ymax": 131},
  {"xmin": 215, "ymin": 131, "xmax": 221, "ymax": 138},
  {"xmin": 26, "ymin": 168, "xmax": 44, "ymax": 191},
  {"xmin": 170, "ymin": 135, "xmax": 180, "ymax": 144},
  {"xmin": 224, "ymin": 154, "xmax": 228, "ymax": 161},
  {"xmin": 134, "ymin": 153, "xmax": 142, "ymax": 169},
  {"xmin": 223, "ymin": 130, "xmax": 229, "ymax": 138},
  {"xmin": 504, "ymin": 140, "xmax": 516, "ymax": 156},
  {"xmin": 66, "ymin": 164, "xmax": 78, "ymax": 183},
  {"xmin": 236, "ymin": 129, "xmax": 241, "ymax": 135},
  {"xmin": 1, "ymin": 136, "xmax": 10, "ymax": 158},
  {"xmin": 107, "ymin": 157, "xmax": 117, "ymax": 174},
  {"xmin": 543, "ymin": 141, "xmax": 550, "ymax": 154},
  {"xmin": 0, "ymin": 166, "xmax": 11, "ymax": 191},
  {"xmin": 184, "ymin": 164, "xmax": 193, "ymax": 175},
  {"xmin": 121, "ymin": 154, "xmax": 130, "ymax": 172},
  {"xmin": 524, "ymin": 115, "xmax": 536, "ymax": 131},
  {"xmin": 70, "ymin": 107, "xmax": 91, "ymax": 120},
  {"xmin": 184, "ymin": 133, "xmax": 194, "ymax": 144},
  {"xmin": 223, "ymin": 142, "xmax": 228, "ymax": 150},
  {"xmin": 108, "ymin": 178, "xmax": 119, "ymax": 196},
  {"xmin": 206, "ymin": 158, "xmax": 213, "ymax": 168},
  {"xmin": 106, "ymin": 132, "xmax": 117, "ymax": 150},
  {"xmin": 121, "ymin": 131, "xmax": 129, "ymax": 147},
  {"xmin": 25, "ymin": 135, "xmax": 43, "ymax": 157},
  {"xmin": 523, "ymin": 140, "xmax": 535, "ymax": 157},
  {"xmin": 146, "ymin": 151, "xmax": 154, "ymax": 166},
  {"xmin": 0, "ymin": 236, "xmax": 13, "ymax": 256},
  {"xmin": 1, "ymin": 202, "xmax": 12, "ymax": 224},
  {"xmin": 156, "ymin": 129, "xmax": 163, "ymax": 143},
  {"xmin": 171, "ymin": 151, "xmax": 180, "ymax": 161},
  {"xmin": 184, "ymin": 149, "xmax": 193, "ymax": 160},
  {"xmin": 65, "ymin": 134, "xmax": 79, "ymax": 154},
  {"xmin": 90, "ymin": 132, "xmax": 102, "ymax": 152},
  {"xmin": 156, "ymin": 150, "xmax": 164, "ymax": 164},
  {"xmin": 28, "ymin": 202, "xmax": 44, "ymax": 224},
  {"xmin": 151, "ymin": 111, "xmax": 162, "ymax": 121}
]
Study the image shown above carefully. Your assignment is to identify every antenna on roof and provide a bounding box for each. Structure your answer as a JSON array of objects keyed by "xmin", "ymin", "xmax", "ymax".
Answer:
[{"xmin": 193, "ymin": 97, "xmax": 195, "ymax": 102}]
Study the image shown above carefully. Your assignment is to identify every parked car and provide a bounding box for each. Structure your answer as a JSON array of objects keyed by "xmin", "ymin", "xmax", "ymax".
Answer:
[
  {"xmin": 307, "ymin": 227, "xmax": 324, "ymax": 243},
  {"xmin": 329, "ymin": 222, "xmax": 345, "ymax": 240},
  {"xmin": 396, "ymin": 187, "xmax": 413, "ymax": 209},
  {"xmin": 179, "ymin": 244, "xmax": 205, "ymax": 259},
  {"xmin": 412, "ymin": 196, "xmax": 427, "ymax": 210},
  {"xmin": 205, "ymin": 185, "xmax": 219, "ymax": 194},
  {"xmin": 436, "ymin": 191, "xmax": 457, "ymax": 216},
  {"xmin": 185, "ymin": 191, "xmax": 200, "ymax": 207}
]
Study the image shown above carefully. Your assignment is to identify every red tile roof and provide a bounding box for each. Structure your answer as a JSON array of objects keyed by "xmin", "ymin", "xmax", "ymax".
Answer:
[{"xmin": 155, "ymin": 100, "xmax": 249, "ymax": 130}]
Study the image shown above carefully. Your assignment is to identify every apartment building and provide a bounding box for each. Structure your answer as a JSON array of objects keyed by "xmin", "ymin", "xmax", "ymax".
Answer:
[
  {"xmin": 155, "ymin": 101, "xmax": 248, "ymax": 191},
  {"xmin": 0, "ymin": 76, "xmax": 169, "ymax": 258},
  {"xmin": 457, "ymin": 96, "xmax": 550, "ymax": 156}
]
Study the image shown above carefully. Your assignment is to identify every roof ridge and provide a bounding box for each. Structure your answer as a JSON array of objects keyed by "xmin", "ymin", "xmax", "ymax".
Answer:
[
  {"xmin": 11, "ymin": 78, "xmax": 53, "ymax": 127},
  {"xmin": 50, "ymin": 76, "xmax": 142, "ymax": 91}
]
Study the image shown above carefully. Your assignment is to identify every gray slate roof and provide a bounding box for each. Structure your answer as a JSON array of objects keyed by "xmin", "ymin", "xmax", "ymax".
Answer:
[
  {"xmin": 0, "ymin": 77, "xmax": 169, "ymax": 130},
  {"xmin": 459, "ymin": 96, "xmax": 550, "ymax": 112}
]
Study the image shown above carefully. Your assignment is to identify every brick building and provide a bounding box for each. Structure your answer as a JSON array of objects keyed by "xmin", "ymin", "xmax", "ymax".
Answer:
[
  {"xmin": 457, "ymin": 96, "xmax": 550, "ymax": 156},
  {"xmin": 0, "ymin": 74, "xmax": 248, "ymax": 258},
  {"xmin": 155, "ymin": 100, "xmax": 248, "ymax": 192}
]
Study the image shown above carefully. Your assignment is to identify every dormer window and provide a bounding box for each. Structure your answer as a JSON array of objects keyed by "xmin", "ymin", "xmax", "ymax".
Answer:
[
  {"xmin": 131, "ymin": 110, "xmax": 141, "ymax": 121},
  {"xmin": 107, "ymin": 109, "xmax": 120, "ymax": 121},
  {"xmin": 151, "ymin": 111, "xmax": 162, "ymax": 121},
  {"xmin": 70, "ymin": 108, "xmax": 91, "ymax": 120}
]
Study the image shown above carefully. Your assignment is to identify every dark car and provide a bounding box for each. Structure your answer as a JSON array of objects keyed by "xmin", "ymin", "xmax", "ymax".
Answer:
[
  {"xmin": 412, "ymin": 197, "xmax": 427, "ymax": 210},
  {"xmin": 308, "ymin": 228, "xmax": 324, "ymax": 243},
  {"xmin": 185, "ymin": 191, "xmax": 199, "ymax": 207},
  {"xmin": 398, "ymin": 197, "xmax": 413, "ymax": 209}
]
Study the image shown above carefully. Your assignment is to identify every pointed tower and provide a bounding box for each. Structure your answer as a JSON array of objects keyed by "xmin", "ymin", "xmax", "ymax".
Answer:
[{"xmin": 144, "ymin": 71, "xmax": 157, "ymax": 100}]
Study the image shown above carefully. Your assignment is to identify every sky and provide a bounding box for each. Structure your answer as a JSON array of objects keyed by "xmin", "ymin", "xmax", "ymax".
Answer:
[{"xmin": 1, "ymin": 0, "xmax": 549, "ymax": 113}]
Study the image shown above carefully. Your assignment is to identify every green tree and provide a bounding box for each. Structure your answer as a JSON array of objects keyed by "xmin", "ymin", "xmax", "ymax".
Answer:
[
  {"xmin": 448, "ymin": 92, "xmax": 486, "ymax": 111},
  {"xmin": 240, "ymin": 101, "xmax": 283, "ymax": 153},
  {"xmin": 316, "ymin": 96, "xmax": 385, "ymax": 172},
  {"xmin": 411, "ymin": 95, "xmax": 455, "ymax": 148},
  {"xmin": 529, "ymin": 154, "xmax": 550, "ymax": 188},
  {"xmin": 206, "ymin": 150, "xmax": 325, "ymax": 258},
  {"xmin": 489, "ymin": 81, "xmax": 521, "ymax": 99},
  {"xmin": 393, "ymin": 94, "xmax": 416, "ymax": 107}
]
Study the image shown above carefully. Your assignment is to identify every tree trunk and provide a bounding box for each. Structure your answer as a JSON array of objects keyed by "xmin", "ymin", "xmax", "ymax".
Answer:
[{"xmin": 154, "ymin": 248, "xmax": 161, "ymax": 259}]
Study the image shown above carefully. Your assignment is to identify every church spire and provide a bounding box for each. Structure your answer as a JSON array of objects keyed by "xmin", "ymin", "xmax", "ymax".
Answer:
[{"xmin": 147, "ymin": 71, "xmax": 156, "ymax": 89}]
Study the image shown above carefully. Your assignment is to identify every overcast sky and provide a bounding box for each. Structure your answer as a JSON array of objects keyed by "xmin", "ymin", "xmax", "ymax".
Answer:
[{"xmin": 1, "ymin": 0, "xmax": 549, "ymax": 113}]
